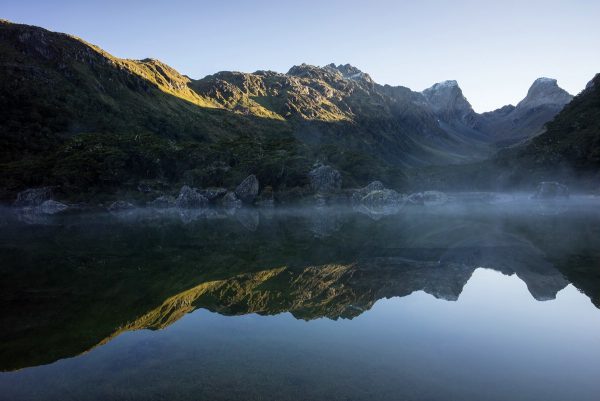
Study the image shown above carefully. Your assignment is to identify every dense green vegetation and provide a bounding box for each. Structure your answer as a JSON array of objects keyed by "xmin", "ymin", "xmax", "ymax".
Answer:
[
  {"xmin": 515, "ymin": 74, "xmax": 600, "ymax": 171},
  {"xmin": 0, "ymin": 20, "xmax": 474, "ymax": 201},
  {"xmin": 1, "ymin": 19, "xmax": 598, "ymax": 200}
]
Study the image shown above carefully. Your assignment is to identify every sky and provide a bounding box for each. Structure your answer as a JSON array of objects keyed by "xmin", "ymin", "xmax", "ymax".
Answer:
[{"xmin": 2, "ymin": 0, "xmax": 600, "ymax": 112}]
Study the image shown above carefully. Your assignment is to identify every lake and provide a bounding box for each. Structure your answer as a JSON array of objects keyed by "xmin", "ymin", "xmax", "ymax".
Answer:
[{"xmin": 1, "ymin": 195, "xmax": 600, "ymax": 400}]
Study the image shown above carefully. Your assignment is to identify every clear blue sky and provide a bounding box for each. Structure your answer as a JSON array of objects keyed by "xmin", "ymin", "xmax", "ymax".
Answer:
[{"xmin": 3, "ymin": 0, "xmax": 599, "ymax": 111}]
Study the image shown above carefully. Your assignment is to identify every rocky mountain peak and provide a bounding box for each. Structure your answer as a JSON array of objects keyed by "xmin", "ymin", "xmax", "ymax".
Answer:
[
  {"xmin": 287, "ymin": 63, "xmax": 374, "ymax": 85},
  {"xmin": 421, "ymin": 80, "xmax": 474, "ymax": 119},
  {"xmin": 518, "ymin": 77, "xmax": 572, "ymax": 109},
  {"xmin": 325, "ymin": 63, "xmax": 374, "ymax": 83},
  {"xmin": 426, "ymin": 80, "xmax": 459, "ymax": 90}
]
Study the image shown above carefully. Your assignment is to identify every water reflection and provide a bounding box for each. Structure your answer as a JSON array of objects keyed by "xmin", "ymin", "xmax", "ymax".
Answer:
[{"xmin": 1, "ymin": 199, "xmax": 600, "ymax": 377}]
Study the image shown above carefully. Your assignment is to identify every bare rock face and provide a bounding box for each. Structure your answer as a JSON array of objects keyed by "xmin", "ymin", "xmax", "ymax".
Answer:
[
  {"xmin": 308, "ymin": 165, "xmax": 342, "ymax": 194},
  {"xmin": 235, "ymin": 175, "xmax": 259, "ymax": 204},
  {"xmin": 176, "ymin": 186, "xmax": 208, "ymax": 209},
  {"xmin": 422, "ymin": 80, "xmax": 475, "ymax": 122},
  {"xmin": 14, "ymin": 187, "xmax": 53, "ymax": 207},
  {"xmin": 533, "ymin": 182, "xmax": 569, "ymax": 199},
  {"xmin": 517, "ymin": 78, "xmax": 573, "ymax": 109}
]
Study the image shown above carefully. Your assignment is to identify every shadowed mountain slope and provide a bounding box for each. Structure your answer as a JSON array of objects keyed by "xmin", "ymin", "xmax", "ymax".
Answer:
[{"xmin": 0, "ymin": 20, "xmax": 576, "ymax": 199}]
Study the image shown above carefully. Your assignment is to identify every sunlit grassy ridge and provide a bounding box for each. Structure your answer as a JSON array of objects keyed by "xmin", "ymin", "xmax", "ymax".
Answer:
[
  {"xmin": 0, "ymin": 20, "xmax": 488, "ymax": 199},
  {"xmin": 2, "ymin": 19, "xmax": 595, "ymax": 198}
]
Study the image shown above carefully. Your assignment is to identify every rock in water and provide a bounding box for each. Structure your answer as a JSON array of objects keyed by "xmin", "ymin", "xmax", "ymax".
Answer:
[
  {"xmin": 363, "ymin": 181, "xmax": 385, "ymax": 192},
  {"xmin": 198, "ymin": 187, "xmax": 227, "ymax": 202},
  {"xmin": 533, "ymin": 182, "xmax": 569, "ymax": 199},
  {"xmin": 352, "ymin": 181, "xmax": 385, "ymax": 202},
  {"xmin": 308, "ymin": 165, "xmax": 342, "ymax": 193},
  {"xmin": 222, "ymin": 191, "xmax": 242, "ymax": 208},
  {"xmin": 14, "ymin": 187, "xmax": 53, "ymax": 207},
  {"xmin": 407, "ymin": 191, "xmax": 448, "ymax": 206},
  {"xmin": 38, "ymin": 200, "xmax": 69, "ymax": 215},
  {"xmin": 176, "ymin": 186, "xmax": 208, "ymax": 208},
  {"xmin": 235, "ymin": 175, "xmax": 259, "ymax": 204},
  {"xmin": 147, "ymin": 195, "xmax": 176, "ymax": 208},
  {"xmin": 108, "ymin": 201, "xmax": 135, "ymax": 211},
  {"xmin": 361, "ymin": 189, "xmax": 404, "ymax": 207}
]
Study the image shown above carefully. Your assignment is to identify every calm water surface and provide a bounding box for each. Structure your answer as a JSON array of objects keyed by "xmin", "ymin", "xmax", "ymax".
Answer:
[{"xmin": 1, "ymin": 196, "xmax": 600, "ymax": 400}]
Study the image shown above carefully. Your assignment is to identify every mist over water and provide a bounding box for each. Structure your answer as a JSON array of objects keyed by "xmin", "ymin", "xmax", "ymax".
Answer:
[{"xmin": 1, "ymin": 194, "xmax": 600, "ymax": 400}]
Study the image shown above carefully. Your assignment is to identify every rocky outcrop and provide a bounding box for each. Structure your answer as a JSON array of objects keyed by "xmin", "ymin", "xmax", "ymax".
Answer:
[
  {"xmin": 222, "ymin": 191, "xmax": 242, "ymax": 208},
  {"xmin": 360, "ymin": 189, "xmax": 404, "ymax": 207},
  {"xmin": 198, "ymin": 187, "xmax": 227, "ymax": 203},
  {"xmin": 38, "ymin": 200, "xmax": 69, "ymax": 215},
  {"xmin": 309, "ymin": 165, "xmax": 342, "ymax": 194},
  {"xmin": 351, "ymin": 181, "xmax": 385, "ymax": 203},
  {"xmin": 235, "ymin": 175, "xmax": 259, "ymax": 204},
  {"xmin": 533, "ymin": 182, "xmax": 569, "ymax": 199},
  {"xmin": 351, "ymin": 183, "xmax": 405, "ymax": 219},
  {"xmin": 14, "ymin": 187, "xmax": 53, "ymax": 207},
  {"xmin": 175, "ymin": 186, "xmax": 208, "ymax": 208}
]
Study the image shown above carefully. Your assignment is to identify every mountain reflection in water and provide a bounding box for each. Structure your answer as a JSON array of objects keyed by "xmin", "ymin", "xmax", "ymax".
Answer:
[{"xmin": 0, "ymin": 198, "xmax": 600, "ymax": 400}]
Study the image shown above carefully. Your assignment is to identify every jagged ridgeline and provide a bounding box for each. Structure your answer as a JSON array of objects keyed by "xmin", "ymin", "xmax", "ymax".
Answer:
[{"xmin": 0, "ymin": 20, "xmax": 581, "ymax": 200}]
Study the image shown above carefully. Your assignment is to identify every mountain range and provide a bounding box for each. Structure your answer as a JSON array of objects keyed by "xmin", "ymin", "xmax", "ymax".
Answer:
[{"xmin": 0, "ymin": 19, "xmax": 596, "ymax": 200}]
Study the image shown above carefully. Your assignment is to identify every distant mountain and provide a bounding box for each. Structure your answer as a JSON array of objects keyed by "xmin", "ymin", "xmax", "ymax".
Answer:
[
  {"xmin": 504, "ymin": 73, "xmax": 600, "ymax": 176},
  {"xmin": 0, "ymin": 20, "xmax": 577, "ymax": 199},
  {"xmin": 422, "ymin": 80, "xmax": 475, "ymax": 122},
  {"xmin": 192, "ymin": 62, "xmax": 485, "ymax": 166},
  {"xmin": 409, "ymin": 74, "xmax": 597, "ymax": 190},
  {"xmin": 478, "ymin": 77, "xmax": 573, "ymax": 146},
  {"xmin": 421, "ymin": 80, "xmax": 492, "ymax": 146}
]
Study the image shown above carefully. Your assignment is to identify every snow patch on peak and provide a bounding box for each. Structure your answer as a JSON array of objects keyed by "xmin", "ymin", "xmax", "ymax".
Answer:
[
  {"xmin": 421, "ymin": 80, "xmax": 473, "ymax": 119},
  {"xmin": 518, "ymin": 77, "xmax": 572, "ymax": 109},
  {"xmin": 532, "ymin": 77, "xmax": 558, "ymax": 87},
  {"xmin": 422, "ymin": 80, "xmax": 461, "ymax": 96},
  {"xmin": 435, "ymin": 80, "xmax": 459, "ymax": 88}
]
